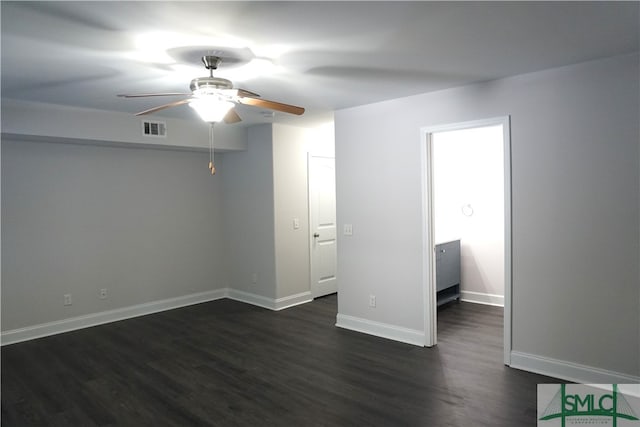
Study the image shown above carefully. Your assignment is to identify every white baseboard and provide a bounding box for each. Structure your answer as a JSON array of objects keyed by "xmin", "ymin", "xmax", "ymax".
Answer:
[
  {"xmin": 1, "ymin": 289, "xmax": 228, "ymax": 346},
  {"xmin": 227, "ymin": 289, "xmax": 313, "ymax": 311},
  {"xmin": 226, "ymin": 289, "xmax": 277, "ymax": 310},
  {"xmin": 335, "ymin": 313, "xmax": 425, "ymax": 346},
  {"xmin": 275, "ymin": 291, "xmax": 313, "ymax": 310},
  {"xmin": 510, "ymin": 351, "xmax": 640, "ymax": 384},
  {"xmin": 460, "ymin": 290, "xmax": 504, "ymax": 307},
  {"xmin": 2, "ymin": 288, "xmax": 315, "ymax": 346}
]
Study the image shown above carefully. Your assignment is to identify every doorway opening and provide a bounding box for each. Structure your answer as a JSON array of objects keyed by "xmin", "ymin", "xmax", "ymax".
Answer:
[{"xmin": 421, "ymin": 117, "xmax": 512, "ymax": 365}]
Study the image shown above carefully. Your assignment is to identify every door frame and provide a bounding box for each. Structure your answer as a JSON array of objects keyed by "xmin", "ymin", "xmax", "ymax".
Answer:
[{"xmin": 420, "ymin": 116, "xmax": 512, "ymax": 365}]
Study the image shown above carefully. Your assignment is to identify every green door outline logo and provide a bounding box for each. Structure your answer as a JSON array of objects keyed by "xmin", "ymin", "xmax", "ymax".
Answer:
[{"xmin": 539, "ymin": 384, "xmax": 639, "ymax": 426}]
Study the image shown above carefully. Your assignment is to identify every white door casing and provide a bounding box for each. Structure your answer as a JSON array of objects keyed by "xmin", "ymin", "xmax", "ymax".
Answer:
[
  {"xmin": 308, "ymin": 155, "xmax": 338, "ymax": 298},
  {"xmin": 421, "ymin": 116, "xmax": 512, "ymax": 365}
]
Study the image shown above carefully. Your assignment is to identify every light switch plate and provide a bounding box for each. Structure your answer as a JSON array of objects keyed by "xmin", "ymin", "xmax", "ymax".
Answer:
[{"xmin": 343, "ymin": 224, "xmax": 353, "ymax": 236}]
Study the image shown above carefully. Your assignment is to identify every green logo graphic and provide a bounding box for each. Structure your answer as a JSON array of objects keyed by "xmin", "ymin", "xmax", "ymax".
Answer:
[{"xmin": 539, "ymin": 384, "xmax": 639, "ymax": 426}]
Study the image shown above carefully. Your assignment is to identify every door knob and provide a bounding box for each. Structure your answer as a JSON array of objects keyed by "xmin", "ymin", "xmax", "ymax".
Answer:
[{"xmin": 313, "ymin": 233, "xmax": 320, "ymax": 238}]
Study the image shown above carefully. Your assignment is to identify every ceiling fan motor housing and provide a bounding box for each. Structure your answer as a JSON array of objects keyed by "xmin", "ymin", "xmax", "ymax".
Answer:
[{"xmin": 202, "ymin": 55, "xmax": 222, "ymax": 70}]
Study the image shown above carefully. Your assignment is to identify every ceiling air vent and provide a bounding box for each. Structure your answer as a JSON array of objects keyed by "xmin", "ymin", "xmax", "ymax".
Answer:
[{"xmin": 142, "ymin": 120, "xmax": 167, "ymax": 137}]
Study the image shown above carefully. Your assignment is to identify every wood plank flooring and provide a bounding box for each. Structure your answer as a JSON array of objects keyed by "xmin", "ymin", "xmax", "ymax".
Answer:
[{"xmin": 1, "ymin": 296, "xmax": 557, "ymax": 426}]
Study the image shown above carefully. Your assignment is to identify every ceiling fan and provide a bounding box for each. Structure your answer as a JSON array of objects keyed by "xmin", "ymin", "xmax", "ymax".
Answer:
[
  {"xmin": 118, "ymin": 55, "xmax": 305, "ymax": 175},
  {"xmin": 118, "ymin": 55, "xmax": 305, "ymax": 124}
]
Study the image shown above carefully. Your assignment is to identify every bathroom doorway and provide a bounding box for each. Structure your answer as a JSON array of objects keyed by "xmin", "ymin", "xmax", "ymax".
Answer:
[{"xmin": 421, "ymin": 117, "xmax": 512, "ymax": 365}]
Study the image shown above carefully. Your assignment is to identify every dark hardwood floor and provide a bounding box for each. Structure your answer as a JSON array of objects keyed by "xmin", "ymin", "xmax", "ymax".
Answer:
[{"xmin": 1, "ymin": 295, "xmax": 557, "ymax": 426}]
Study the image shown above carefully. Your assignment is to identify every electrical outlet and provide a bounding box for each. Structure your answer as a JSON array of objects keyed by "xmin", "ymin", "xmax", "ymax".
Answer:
[
  {"xmin": 369, "ymin": 295, "xmax": 376, "ymax": 308},
  {"xmin": 100, "ymin": 288, "xmax": 107, "ymax": 299},
  {"xmin": 64, "ymin": 294, "xmax": 72, "ymax": 306},
  {"xmin": 251, "ymin": 273, "xmax": 258, "ymax": 284}
]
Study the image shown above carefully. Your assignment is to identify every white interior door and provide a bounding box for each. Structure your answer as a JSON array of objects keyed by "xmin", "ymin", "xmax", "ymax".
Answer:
[{"xmin": 308, "ymin": 155, "xmax": 337, "ymax": 298}]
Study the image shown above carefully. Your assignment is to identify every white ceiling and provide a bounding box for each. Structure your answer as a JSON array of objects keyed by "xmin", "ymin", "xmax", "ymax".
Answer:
[{"xmin": 2, "ymin": 1, "xmax": 638, "ymax": 127}]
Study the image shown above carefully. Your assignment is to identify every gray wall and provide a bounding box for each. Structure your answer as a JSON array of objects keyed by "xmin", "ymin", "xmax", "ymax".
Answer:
[
  {"xmin": 221, "ymin": 125, "xmax": 277, "ymax": 299},
  {"xmin": 273, "ymin": 124, "xmax": 313, "ymax": 300},
  {"xmin": 2, "ymin": 138, "xmax": 229, "ymax": 330},
  {"xmin": 335, "ymin": 53, "xmax": 639, "ymax": 377},
  {"xmin": 2, "ymin": 118, "xmax": 333, "ymax": 333}
]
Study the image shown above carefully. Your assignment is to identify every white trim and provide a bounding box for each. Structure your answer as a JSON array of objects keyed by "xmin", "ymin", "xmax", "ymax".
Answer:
[
  {"xmin": 501, "ymin": 117, "xmax": 513, "ymax": 366},
  {"xmin": 1, "ymin": 289, "xmax": 228, "ymax": 346},
  {"xmin": 275, "ymin": 291, "xmax": 313, "ymax": 310},
  {"xmin": 335, "ymin": 314, "xmax": 425, "ymax": 347},
  {"xmin": 510, "ymin": 351, "xmax": 640, "ymax": 384},
  {"xmin": 421, "ymin": 116, "xmax": 512, "ymax": 365},
  {"xmin": 308, "ymin": 153, "xmax": 314, "ymax": 299},
  {"xmin": 226, "ymin": 289, "xmax": 278, "ymax": 310},
  {"xmin": 460, "ymin": 290, "xmax": 505, "ymax": 307},
  {"xmin": 226, "ymin": 289, "xmax": 313, "ymax": 311},
  {"xmin": 420, "ymin": 130, "xmax": 437, "ymax": 347},
  {"xmin": 2, "ymin": 288, "xmax": 315, "ymax": 345}
]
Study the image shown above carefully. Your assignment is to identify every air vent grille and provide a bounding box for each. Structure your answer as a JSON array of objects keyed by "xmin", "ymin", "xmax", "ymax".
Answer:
[{"xmin": 142, "ymin": 120, "xmax": 167, "ymax": 137}]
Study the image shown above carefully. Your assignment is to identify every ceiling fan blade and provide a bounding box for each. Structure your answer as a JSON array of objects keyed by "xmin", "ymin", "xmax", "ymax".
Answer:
[
  {"xmin": 237, "ymin": 97, "xmax": 305, "ymax": 115},
  {"xmin": 135, "ymin": 99, "xmax": 191, "ymax": 116},
  {"xmin": 223, "ymin": 108, "xmax": 242, "ymax": 124},
  {"xmin": 118, "ymin": 93, "xmax": 192, "ymax": 98},
  {"xmin": 236, "ymin": 88, "xmax": 261, "ymax": 98}
]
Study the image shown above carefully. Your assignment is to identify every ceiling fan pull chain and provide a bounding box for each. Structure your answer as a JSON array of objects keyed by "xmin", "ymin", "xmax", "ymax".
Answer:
[{"xmin": 209, "ymin": 122, "xmax": 216, "ymax": 175}]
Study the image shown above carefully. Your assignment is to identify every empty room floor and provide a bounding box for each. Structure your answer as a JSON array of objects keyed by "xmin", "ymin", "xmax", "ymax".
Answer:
[{"xmin": 1, "ymin": 295, "xmax": 557, "ymax": 426}]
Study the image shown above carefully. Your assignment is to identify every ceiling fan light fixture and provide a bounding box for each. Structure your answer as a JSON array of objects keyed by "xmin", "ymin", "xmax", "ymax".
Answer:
[{"xmin": 189, "ymin": 98, "xmax": 234, "ymax": 122}]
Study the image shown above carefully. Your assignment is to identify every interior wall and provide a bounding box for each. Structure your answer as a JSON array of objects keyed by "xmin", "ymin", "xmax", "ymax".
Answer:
[
  {"xmin": 221, "ymin": 124, "xmax": 277, "ymax": 299},
  {"xmin": 307, "ymin": 122, "xmax": 336, "ymax": 158},
  {"xmin": 272, "ymin": 124, "xmax": 312, "ymax": 299},
  {"xmin": 1, "ymin": 117, "xmax": 335, "ymax": 334},
  {"xmin": 272, "ymin": 122, "xmax": 336, "ymax": 300},
  {"xmin": 433, "ymin": 125, "xmax": 504, "ymax": 302},
  {"xmin": 335, "ymin": 53, "xmax": 639, "ymax": 378},
  {"xmin": 1, "ymin": 138, "xmax": 229, "ymax": 331}
]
